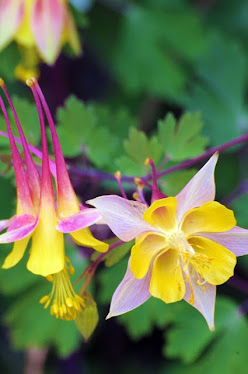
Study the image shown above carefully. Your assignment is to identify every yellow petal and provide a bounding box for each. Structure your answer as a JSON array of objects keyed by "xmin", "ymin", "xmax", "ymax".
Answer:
[
  {"xmin": 130, "ymin": 232, "xmax": 167, "ymax": 279},
  {"xmin": 143, "ymin": 197, "xmax": 178, "ymax": 232},
  {"xmin": 63, "ymin": 9, "xmax": 81, "ymax": 55},
  {"xmin": 2, "ymin": 235, "xmax": 30, "ymax": 269},
  {"xmin": 189, "ymin": 236, "xmax": 237, "ymax": 285},
  {"xmin": 15, "ymin": 0, "xmax": 35, "ymax": 48},
  {"xmin": 150, "ymin": 250, "xmax": 185, "ymax": 303},
  {"xmin": 27, "ymin": 212, "xmax": 64, "ymax": 276},
  {"xmin": 181, "ymin": 201, "xmax": 236, "ymax": 237},
  {"xmin": 70, "ymin": 228, "xmax": 108, "ymax": 253}
]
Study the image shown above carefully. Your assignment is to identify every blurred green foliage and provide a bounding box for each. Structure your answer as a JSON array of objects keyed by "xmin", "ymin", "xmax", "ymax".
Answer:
[{"xmin": 1, "ymin": 0, "xmax": 248, "ymax": 373}]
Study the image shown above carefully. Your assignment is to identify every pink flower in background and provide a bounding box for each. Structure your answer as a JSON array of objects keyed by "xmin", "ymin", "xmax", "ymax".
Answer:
[{"xmin": 0, "ymin": 0, "xmax": 81, "ymax": 80}]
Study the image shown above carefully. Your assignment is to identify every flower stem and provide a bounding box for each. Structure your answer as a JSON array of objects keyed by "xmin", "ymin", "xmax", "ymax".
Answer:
[
  {"xmin": 69, "ymin": 132, "xmax": 248, "ymax": 184},
  {"xmin": 78, "ymin": 240, "xmax": 124, "ymax": 293}
]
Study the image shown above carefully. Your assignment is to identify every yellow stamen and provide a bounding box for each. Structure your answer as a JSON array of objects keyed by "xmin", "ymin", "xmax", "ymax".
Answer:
[{"xmin": 40, "ymin": 265, "xmax": 85, "ymax": 321}]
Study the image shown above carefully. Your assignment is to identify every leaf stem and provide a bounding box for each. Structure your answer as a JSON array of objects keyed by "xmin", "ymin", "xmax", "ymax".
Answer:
[
  {"xmin": 78, "ymin": 240, "xmax": 124, "ymax": 293},
  {"xmin": 69, "ymin": 132, "xmax": 248, "ymax": 184}
]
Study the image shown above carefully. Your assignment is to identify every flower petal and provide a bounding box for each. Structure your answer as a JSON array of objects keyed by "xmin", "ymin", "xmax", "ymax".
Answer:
[
  {"xmin": 150, "ymin": 250, "xmax": 185, "ymax": 303},
  {"xmin": 176, "ymin": 153, "xmax": 218, "ymax": 222},
  {"xmin": 198, "ymin": 226, "xmax": 248, "ymax": 256},
  {"xmin": 189, "ymin": 236, "xmax": 237, "ymax": 285},
  {"xmin": 0, "ymin": 0, "xmax": 24, "ymax": 50},
  {"xmin": 31, "ymin": 0, "xmax": 64, "ymax": 64},
  {"xmin": 107, "ymin": 260, "xmax": 151, "ymax": 318},
  {"xmin": 63, "ymin": 6, "xmax": 81, "ymax": 55},
  {"xmin": 27, "ymin": 213, "xmax": 64, "ymax": 276},
  {"xmin": 57, "ymin": 208, "xmax": 101, "ymax": 233},
  {"xmin": 0, "ymin": 219, "xmax": 10, "ymax": 232},
  {"xmin": 88, "ymin": 195, "xmax": 152, "ymax": 241},
  {"xmin": 2, "ymin": 236, "xmax": 30, "ymax": 269},
  {"xmin": 143, "ymin": 197, "xmax": 178, "ymax": 231},
  {"xmin": 0, "ymin": 214, "xmax": 37, "ymax": 243},
  {"xmin": 181, "ymin": 201, "xmax": 236, "ymax": 237},
  {"xmin": 184, "ymin": 276, "xmax": 216, "ymax": 332},
  {"xmin": 70, "ymin": 228, "xmax": 108, "ymax": 253},
  {"xmin": 130, "ymin": 232, "xmax": 167, "ymax": 279}
]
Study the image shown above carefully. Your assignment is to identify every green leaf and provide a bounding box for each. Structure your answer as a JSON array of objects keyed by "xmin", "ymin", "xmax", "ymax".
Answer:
[
  {"xmin": 104, "ymin": 241, "xmax": 133, "ymax": 268},
  {"xmin": 158, "ymin": 112, "xmax": 208, "ymax": 161},
  {"xmin": 56, "ymin": 97, "xmax": 137, "ymax": 170},
  {"xmin": 0, "ymin": 97, "xmax": 40, "ymax": 146},
  {"xmin": 86, "ymin": 126, "xmax": 119, "ymax": 169},
  {"xmin": 116, "ymin": 127, "xmax": 163, "ymax": 175},
  {"xmin": 163, "ymin": 297, "xmax": 248, "ymax": 374},
  {"xmin": 75, "ymin": 292, "xmax": 99, "ymax": 341},
  {"xmin": 110, "ymin": 4, "xmax": 206, "ymax": 99},
  {"xmin": 160, "ymin": 169, "xmax": 197, "ymax": 196},
  {"xmin": 183, "ymin": 34, "xmax": 248, "ymax": 146},
  {"xmin": 89, "ymin": 104, "xmax": 137, "ymax": 139},
  {"xmin": 97, "ymin": 256, "xmax": 129, "ymax": 305},
  {"xmin": 1, "ymin": 241, "xmax": 88, "ymax": 356},
  {"xmin": 231, "ymin": 192, "xmax": 248, "ymax": 227},
  {"xmin": 56, "ymin": 96, "xmax": 96, "ymax": 157},
  {"xmin": 7, "ymin": 97, "xmax": 40, "ymax": 144},
  {"xmin": 0, "ymin": 43, "xmax": 20, "ymax": 82},
  {"xmin": 118, "ymin": 298, "xmax": 173, "ymax": 340},
  {"xmin": 0, "ymin": 176, "xmax": 15, "ymax": 219}
]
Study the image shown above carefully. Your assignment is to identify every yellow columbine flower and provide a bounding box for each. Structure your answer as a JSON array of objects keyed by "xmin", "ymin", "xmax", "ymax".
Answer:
[
  {"xmin": 89, "ymin": 154, "xmax": 248, "ymax": 331},
  {"xmin": 0, "ymin": 0, "xmax": 81, "ymax": 81}
]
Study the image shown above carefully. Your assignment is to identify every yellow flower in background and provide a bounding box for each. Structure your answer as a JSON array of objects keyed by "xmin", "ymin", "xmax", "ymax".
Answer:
[{"xmin": 0, "ymin": 0, "xmax": 81, "ymax": 81}]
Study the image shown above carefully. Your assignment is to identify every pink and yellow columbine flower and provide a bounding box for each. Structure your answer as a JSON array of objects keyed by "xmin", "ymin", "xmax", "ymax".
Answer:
[
  {"xmin": 0, "ymin": 78, "xmax": 107, "ymax": 319},
  {"xmin": 0, "ymin": 0, "xmax": 81, "ymax": 80},
  {"xmin": 89, "ymin": 155, "xmax": 248, "ymax": 330}
]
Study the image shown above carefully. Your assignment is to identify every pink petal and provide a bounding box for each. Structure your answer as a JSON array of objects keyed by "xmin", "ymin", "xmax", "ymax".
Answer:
[
  {"xmin": 57, "ymin": 208, "xmax": 101, "ymax": 233},
  {"xmin": 88, "ymin": 195, "xmax": 153, "ymax": 241},
  {"xmin": 31, "ymin": 0, "xmax": 65, "ymax": 64},
  {"xmin": 198, "ymin": 226, "xmax": 248, "ymax": 257},
  {"xmin": 0, "ymin": 219, "xmax": 10, "ymax": 232},
  {"xmin": 0, "ymin": 0, "xmax": 24, "ymax": 50},
  {"xmin": 176, "ymin": 154, "xmax": 218, "ymax": 222},
  {"xmin": 0, "ymin": 214, "xmax": 37, "ymax": 243},
  {"xmin": 106, "ymin": 260, "xmax": 151, "ymax": 318},
  {"xmin": 184, "ymin": 277, "xmax": 216, "ymax": 332}
]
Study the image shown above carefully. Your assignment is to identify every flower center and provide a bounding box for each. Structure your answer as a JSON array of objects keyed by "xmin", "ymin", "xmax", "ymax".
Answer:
[
  {"xmin": 40, "ymin": 258, "xmax": 85, "ymax": 320},
  {"xmin": 164, "ymin": 230, "xmax": 212, "ymax": 304},
  {"xmin": 166, "ymin": 230, "xmax": 195, "ymax": 256}
]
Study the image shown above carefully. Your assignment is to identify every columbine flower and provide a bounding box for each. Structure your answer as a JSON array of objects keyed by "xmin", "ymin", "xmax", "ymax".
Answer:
[
  {"xmin": 0, "ymin": 0, "xmax": 81, "ymax": 81},
  {"xmin": 0, "ymin": 78, "xmax": 108, "ymax": 319},
  {"xmin": 89, "ymin": 154, "xmax": 248, "ymax": 330},
  {"xmin": 0, "ymin": 77, "xmax": 107, "ymax": 278}
]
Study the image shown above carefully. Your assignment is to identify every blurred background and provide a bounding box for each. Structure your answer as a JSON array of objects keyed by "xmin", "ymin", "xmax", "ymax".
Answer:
[{"xmin": 1, "ymin": 0, "xmax": 248, "ymax": 373}]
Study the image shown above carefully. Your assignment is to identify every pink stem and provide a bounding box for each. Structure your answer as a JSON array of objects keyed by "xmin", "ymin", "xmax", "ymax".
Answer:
[
  {"xmin": 27, "ymin": 79, "xmax": 54, "ymax": 206},
  {"xmin": 0, "ymin": 82, "xmax": 40, "ymax": 201},
  {"xmin": 0, "ymin": 96, "xmax": 33, "ymax": 213},
  {"xmin": 31, "ymin": 80, "xmax": 76, "ymax": 203}
]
